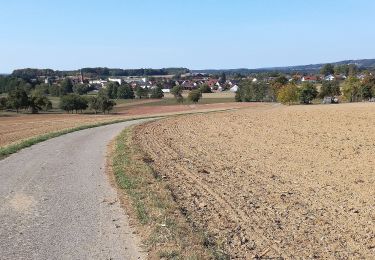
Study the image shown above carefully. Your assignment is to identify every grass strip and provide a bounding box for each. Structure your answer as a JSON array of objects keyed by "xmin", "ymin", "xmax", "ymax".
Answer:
[{"xmin": 111, "ymin": 128, "xmax": 229, "ymax": 259}]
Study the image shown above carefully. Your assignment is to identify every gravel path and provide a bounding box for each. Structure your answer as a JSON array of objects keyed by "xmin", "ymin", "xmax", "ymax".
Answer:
[{"xmin": 0, "ymin": 119, "xmax": 151, "ymax": 260}]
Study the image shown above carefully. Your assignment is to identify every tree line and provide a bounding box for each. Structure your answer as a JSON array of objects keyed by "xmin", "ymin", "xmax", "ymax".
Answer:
[
  {"xmin": 235, "ymin": 74, "xmax": 375, "ymax": 105},
  {"xmin": 11, "ymin": 67, "xmax": 190, "ymax": 79}
]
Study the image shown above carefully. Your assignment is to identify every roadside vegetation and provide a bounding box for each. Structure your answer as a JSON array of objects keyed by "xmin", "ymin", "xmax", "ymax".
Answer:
[{"xmin": 111, "ymin": 128, "xmax": 228, "ymax": 259}]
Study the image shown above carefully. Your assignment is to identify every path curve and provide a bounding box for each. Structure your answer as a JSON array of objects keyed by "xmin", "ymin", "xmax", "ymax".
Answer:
[{"xmin": 0, "ymin": 119, "xmax": 153, "ymax": 260}]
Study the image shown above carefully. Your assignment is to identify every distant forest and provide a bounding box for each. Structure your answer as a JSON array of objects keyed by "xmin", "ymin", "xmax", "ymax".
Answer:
[
  {"xmin": 193, "ymin": 59, "xmax": 375, "ymax": 75},
  {"xmin": 11, "ymin": 67, "xmax": 190, "ymax": 79}
]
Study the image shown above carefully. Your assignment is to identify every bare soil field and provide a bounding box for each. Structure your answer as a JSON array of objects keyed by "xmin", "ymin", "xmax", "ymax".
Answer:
[
  {"xmin": 115, "ymin": 102, "xmax": 259, "ymax": 116},
  {"xmin": 134, "ymin": 103, "xmax": 375, "ymax": 259},
  {"xmin": 0, "ymin": 102, "xmax": 259, "ymax": 148},
  {"xmin": 0, "ymin": 114, "xmax": 124, "ymax": 147}
]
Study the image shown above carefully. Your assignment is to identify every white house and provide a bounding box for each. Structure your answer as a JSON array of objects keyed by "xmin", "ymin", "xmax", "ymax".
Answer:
[
  {"xmin": 252, "ymin": 78, "xmax": 258, "ymax": 82},
  {"xmin": 324, "ymin": 75, "xmax": 335, "ymax": 81},
  {"xmin": 108, "ymin": 78, "xmax": 122, "ymax": 85},
  {"xmin": 230, "ymin": 85, "xmax": 239, "ymax": 92},
  {"xmin": 89, "ymin": 79, "xmax": 107, "ymax": 87}
]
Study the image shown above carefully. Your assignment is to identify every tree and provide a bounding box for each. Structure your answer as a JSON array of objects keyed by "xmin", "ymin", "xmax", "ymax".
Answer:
[
  {"xmin": 7, "ymin": 89, "xmax": 29, "ymax": 113},
  {"xmin": 299, "ymin": 82, "xmax": 318, "ymax": 104},
  {"xmin": 188, "ymin": 89, "xmax": 202, "ymax": 103},
  {"xmin": 360, "ymin": 74, "xmax": 375, "ymax": 100},
  {"xmin": 270, "ymin": 76, "xmax": 288, "ymax": 101},
  {"xmin": 28, "ymin": 94, "xmax": 52, "ymax": 113},
  {"xmin": 199, "ymin": 84, "xmax": 212, "ymax": 93},
  {"xmin": 236, "ymin": 80, "xmax": 270, "ymax": 102},
  {"xmin": 219, "ymin": 72, "xmax": 226, "ymax": 84},
  {"xmin": 117, "ymin": 84, "xmax": 135, "ymax": 99},
  {"xmin": 33, "ymin": 83, "xmax": 50, "ymax": 96},
  {"xmin": 171, "ymin": 85, "xmax": 183, "ymax": 103},
  {"xmin": 60, "ymin": 78, "xmax": 73, "ymax": 95},
  {"xmin": 89, "ymin": 92, "xmax": 116, "ymax": 114},
  {"xmin": 319, "ymin": 80, "xmax": 341, "ymax": 99},
  {"xmin": 135, "ymin": 86, "xmax": 149, "ymax": 99},
  {"xmin": 150, "ymin": 86, "xmax": 164, "ymax": 99},
  {"xmin": 0, "ymin": 97, "xmax": 8, "ymax": 110},
  {"xmin": 320, "ymin": 64, "xmax": 334, "ymax": 76},
  {"xmin": 277, "ymin": 83, "xmax": 299, "ymax": 105},
  {"xmin": 342, "ymin": 77, "xmax": 361, "ymax": 102},
  {"xmin": 106, "ymin": 82, "xmax": 119, "ymax": 99},
  {"xmin": 49, "ymin": 85, "xmax": 61, "ymax": 97},
  {"xmin": 73, "ymin": 83, "xmax": 90, "ymax": 95},
  {"xmin": 60, "ymin": 94, "xmax": 88, "ymax": 113}
]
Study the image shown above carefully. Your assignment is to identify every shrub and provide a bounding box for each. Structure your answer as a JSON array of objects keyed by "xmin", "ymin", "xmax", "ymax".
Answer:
[
  {"xmin": 299, "ymin": 82, "xmax": 318, "ymax": 104},
  {"xmin": 150, "ymin": 86, "xmax": 164, "ymax": 99},
  {"xmin": 199, "ymin": 84, "xmax": 212, "ymax": 93},
  {"xmin": 277, "ymin": 83, "xmax": 299, "ymax": 105},
  {"xmin": 188, "ymin": 89, "xmax": 202, "ymax": 103},
  {"xmin": 117, "ymin": 84, "xmax": 135, "ymax": 99},
  {"xmin": 60, "ymin": 94, "xmax": 88, "ymax": 113}
]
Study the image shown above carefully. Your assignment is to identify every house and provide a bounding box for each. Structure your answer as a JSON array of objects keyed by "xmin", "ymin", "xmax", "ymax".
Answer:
[
  {"xmin": 301, "ymin": 76, "xmax": 318, "ymax": 83},
  {"xmin": 89, "ymin": 79, "xmax": 107, "ymax": 88},
  {"xmin": 324, "ymin": 75, "xmax": 335, "ymax": 81},
  {"xmin": 108, "ymin": 78, "xmax": 122, "ymax": 85},
  {"xmin": 230, "ymin": 85, "xmax": 239, "ymax": 92}
]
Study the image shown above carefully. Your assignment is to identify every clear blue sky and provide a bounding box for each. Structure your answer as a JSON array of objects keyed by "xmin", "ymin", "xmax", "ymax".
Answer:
[{"xmin": 1, "ymin": 0, "xmax": 374, "ymax": 73}]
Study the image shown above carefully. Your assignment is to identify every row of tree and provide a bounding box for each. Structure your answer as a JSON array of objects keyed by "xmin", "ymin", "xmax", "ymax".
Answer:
[
  {"xmin": 235, "ymin": 74, "xmax": 375, "ymax": 105},
  {"xmin": 0, "ymin": 89, "xmax": 52, "ymax": 113},
  {"xmin": 59, "ymin": 91, "xmax": 116, "ymax": 114}
]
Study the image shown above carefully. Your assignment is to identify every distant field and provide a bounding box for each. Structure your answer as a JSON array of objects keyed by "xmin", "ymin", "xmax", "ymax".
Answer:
[
  {"xmin": 134, "ymin": 103, "xmax": 375, "ymax": 259},
  {"xmin": 0, "ymin": 91, "xmax": 250, "ymax": 148}
]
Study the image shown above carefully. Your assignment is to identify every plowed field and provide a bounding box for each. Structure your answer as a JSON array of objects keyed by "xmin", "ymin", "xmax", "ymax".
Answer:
[
  {"xmin": 0, "ymin": 114, "xmax": 122, "ymax": 147},
  {"xmin": 134, "ymin": 103, "xmax": 375, "ymax": 259}
]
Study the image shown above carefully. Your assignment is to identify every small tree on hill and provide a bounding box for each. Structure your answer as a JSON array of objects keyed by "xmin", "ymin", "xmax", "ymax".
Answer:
[
  {"xmin": 135, "ymin": 86, "xmax": 149, "ymax": 99},
  {"xmin": 28, "ymin": 95, "xmax": 52, "ymax": 113},
  {"xmin": 7, "ymin": 89, "xmax": 29, "ymax": 113},
  {"xmin": 150, "ymin": 86, "xmax": 164, "ymax": 99},
  {"xmin": 60, "ymin": 78, "xmax": 74, "ymax": 95},
  {"xmin": 73, "ymin": 83, "xmax": 90, "ymax": 95},
  {"xmin": 0, "ymin": 97, "xmax": 8, "ymax": 110},
  {"xmin": 199, "ymin": 84, "xmax": 212, "ymax": 93},
  {"xmin": 171, "ymin": 85, "xmax": 183, "ymax": 103},
  {"xmin": 117, "ymin": 84, "xmax": 135, "ymax": 99},
  {"xmin": 89, "ymin": 92, "xmax": 116, "ymax": 114},
  {"xmin": 342, "ymin": 77, "xmax": 361, "ymax": 102},
  {"xmin": 320, "ymin": 64, "xmax": 334, "ymax": 76},
  {"xmin": 105, "ymin": 82, "xmax": 119, "ymax": 99},
  {"xmin": 277, "ymin": 83, "xmax": 299, "ymax": 105},
  {"xmin": 299, "ymin": 82, "xmax": 318, "ymax": 104},
  {"xmin": 188, "ymin": 89, "xmax": 202, "ymax": 103},
  {"xmin": 60, "ymin": 94, "xmax": 88, "ymax": 113},
  {"xmin": 319, "ymin": 80, "xmax": 341, "ymax": 99}
]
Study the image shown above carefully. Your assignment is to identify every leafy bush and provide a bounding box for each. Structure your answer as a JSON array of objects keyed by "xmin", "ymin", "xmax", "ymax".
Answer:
[
  {"xmin": 199, "ymin": 84, "xmax": 212, "ymax": 93},
  {"xmin": 60, "ymin": 94, "xmax": 88, "ymax": 113},
  {"xmin": 299, "ymin": 82, "xmax": 318, "ymax": 104},
  {"xmin": 277, "ymin": 83, "xmax": 299, "ymax": 105},
  {"xmin": 188, "ymin": 89, "xmax": 202, "ymax": 103},
  {"xmin": 150, "ymin": 86, "xmax": 164, "ymax": 99},
  {"xmin": 236, "ymin": 80, "xmax": 270, "ymax": 102},
  {"xmin": 117, "ymin": 84, "xmax": 135, "ymax": 99}
]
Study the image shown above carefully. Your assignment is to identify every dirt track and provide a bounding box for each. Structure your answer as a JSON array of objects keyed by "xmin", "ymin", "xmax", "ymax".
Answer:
[{"xmin": 134, "ymin": 103, "xmax": 375, "ymax": 259}]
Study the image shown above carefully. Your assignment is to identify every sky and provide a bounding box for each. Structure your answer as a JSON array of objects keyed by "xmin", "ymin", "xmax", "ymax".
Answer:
[{"xmin": 0, "ymin": 0, "xmax": 374, "ymax": 73}]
